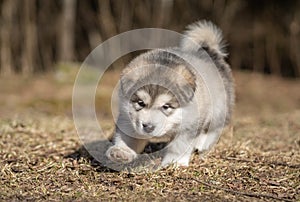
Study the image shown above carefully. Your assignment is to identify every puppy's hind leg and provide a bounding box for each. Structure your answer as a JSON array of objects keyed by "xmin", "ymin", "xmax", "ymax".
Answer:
[
  {"xmin": 194, "ymin": 129, "xmax": 221, "ymax": 154},
  {"xmin": 161, "ymin": 134, "xmax": 195, "ymax": 167}
]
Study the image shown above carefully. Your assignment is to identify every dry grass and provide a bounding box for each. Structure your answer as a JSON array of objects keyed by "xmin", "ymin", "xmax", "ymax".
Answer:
[{"xmin": 0, "ymin": 70, "xmax": 299, "ymax": 201}]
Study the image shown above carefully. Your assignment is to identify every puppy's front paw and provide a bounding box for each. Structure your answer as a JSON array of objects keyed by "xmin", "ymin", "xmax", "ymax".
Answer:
[{"xmin": 106, "ymin": 146, "xmax": 137, "ymax": 163}]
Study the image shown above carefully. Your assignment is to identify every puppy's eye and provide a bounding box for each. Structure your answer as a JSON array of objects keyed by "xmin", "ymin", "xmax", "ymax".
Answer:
[
  {"xmin": 162, "ymin": 104, "xmax": 171, "ymax": 110},
  {"xmin": 137, "ymin": 100, "xmax": 146, "ymax": 108}
]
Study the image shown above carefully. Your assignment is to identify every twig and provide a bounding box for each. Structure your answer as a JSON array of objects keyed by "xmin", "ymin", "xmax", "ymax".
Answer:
[
  {"xmin": 180, "ymin": 177, "xmax": 294, "ymax": 202},
  {"xmin": 224, "ymin": 157, "xmax": 300, "ymax": 169}
]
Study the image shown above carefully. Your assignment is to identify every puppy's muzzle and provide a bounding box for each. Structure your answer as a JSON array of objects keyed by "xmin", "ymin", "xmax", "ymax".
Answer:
[{"xmin": 142, "ymin": 123, "xmax": 155, "ymax": 133}]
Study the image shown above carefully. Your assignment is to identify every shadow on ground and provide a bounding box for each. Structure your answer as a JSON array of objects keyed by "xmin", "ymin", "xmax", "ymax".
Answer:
[{"xmin": 65, "ymin": 140, "xmax": 168, "ymax": 173}]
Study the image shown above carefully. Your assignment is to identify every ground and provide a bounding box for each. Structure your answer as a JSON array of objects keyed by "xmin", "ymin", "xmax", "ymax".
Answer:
[{"xmin": 0, "ymin": 68, "xmax": 299, "ymax": 201}]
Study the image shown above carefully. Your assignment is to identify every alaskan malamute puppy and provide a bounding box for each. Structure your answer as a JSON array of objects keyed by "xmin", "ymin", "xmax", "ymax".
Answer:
[{"xmin": 106, "ymin": 21, "xmax": 234, "ymax": 167}]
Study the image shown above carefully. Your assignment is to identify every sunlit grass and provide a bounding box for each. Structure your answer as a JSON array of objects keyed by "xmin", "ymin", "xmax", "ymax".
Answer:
[{"xmin": 0, "ymin": 69, "xmax": 299, "ymax": 201}]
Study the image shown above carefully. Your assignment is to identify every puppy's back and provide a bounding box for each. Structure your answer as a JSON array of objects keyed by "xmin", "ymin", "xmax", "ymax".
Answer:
[{"xmin": 180, "ymin": 20, "xmax": 235, "ymax": 124}]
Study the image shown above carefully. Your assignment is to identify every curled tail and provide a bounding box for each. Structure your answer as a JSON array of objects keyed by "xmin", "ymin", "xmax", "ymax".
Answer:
[{"xmin": 180, "ymin": 20, "xmax": 227, "ymax": 58}]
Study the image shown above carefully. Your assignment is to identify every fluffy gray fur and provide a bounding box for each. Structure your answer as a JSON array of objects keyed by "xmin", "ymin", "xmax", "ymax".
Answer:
[{"xmin": 106, "ymin": 20, "xmax": 235, "ymax": 167}]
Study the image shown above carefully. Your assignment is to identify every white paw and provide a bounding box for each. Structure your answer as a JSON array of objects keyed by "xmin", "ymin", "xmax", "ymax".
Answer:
[
  {"xmin": 106, "ymin": 145, "xmax": 137, "ymax": 163},
  {"xmin": 161, "ymin": 155, "xmax": 190, "ymax": 167}
]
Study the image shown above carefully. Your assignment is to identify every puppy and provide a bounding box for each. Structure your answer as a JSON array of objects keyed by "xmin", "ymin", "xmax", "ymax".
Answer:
[{"xmin": 106, "ymin": 20, "xmax": 234, "ymax": 167}]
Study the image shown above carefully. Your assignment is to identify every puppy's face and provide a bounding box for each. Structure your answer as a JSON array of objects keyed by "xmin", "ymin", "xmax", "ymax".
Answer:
[
  {"xmin": 120, "ymin": 58, "xmax": 197, "ymax": 138},
  {"xmin": 128, "ymin": 85, "xmax": 182, "ymax": 138}
]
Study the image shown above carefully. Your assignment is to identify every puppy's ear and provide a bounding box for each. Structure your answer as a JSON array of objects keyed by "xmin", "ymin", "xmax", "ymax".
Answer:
[
  {"xmin": 174, "ymin": 65, "xmax": 196, "ymax": 101},
  {"xmin": 174, "ymin": 65, "xmax": 196, "ymax": 91},
  {"xmin": 120, "ymin": 75, "xmax": 134, "ymax": 96},
  {"xmin": 120, "ymin": 66, "xmax": 141, "ymax": 96}
]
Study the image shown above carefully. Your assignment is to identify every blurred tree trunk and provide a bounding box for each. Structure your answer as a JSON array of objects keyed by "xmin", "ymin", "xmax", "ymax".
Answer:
[
  {"xmin": 266, "ymin": 36, "xmax": 281, "ymax": 76},
  {"xmin": 37, "ymin": 0, "xmax": 58, "ymax": 72},
  {"xmin": 59, "ymin": 0, "xmax": 76, "ymax": 62},
  {"xmin": 153, "ymin": 0, "xmax": 173, "ymax": 27},
  {"xmin": 119, "ymin": 0, "xmax": 133, "ymax": 32},
  {"xmin": 98, "ymin": 0, "xmax": 117, "ymax": 38},
  {"xmin": 0, "ymin": 0, "xmax": 16, "ymax": 75},
  {"xmin": 290, "ymin": 17, "xmax": 300, "ymax": 77},
  {"xmin": 22, "ymin": 0, "xmax": 37, "ymax": 74},
  {"xmin": 253, "ymin": 20, "xmax": 265, "ymax": 73}
]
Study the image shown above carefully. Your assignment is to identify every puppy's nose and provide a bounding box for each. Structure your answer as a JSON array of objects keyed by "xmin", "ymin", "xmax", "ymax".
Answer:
[{"xmin": 142, "ymin": 123, "xmax": 155, "ymax": 133}]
